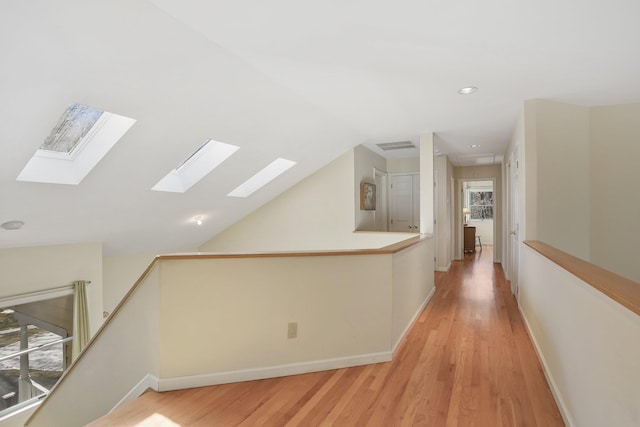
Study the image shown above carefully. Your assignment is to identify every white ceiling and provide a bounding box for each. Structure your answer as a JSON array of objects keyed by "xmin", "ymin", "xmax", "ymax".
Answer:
[{"xmin": 2, "ymin": 0, "xmax": 640, "ymax": 255}]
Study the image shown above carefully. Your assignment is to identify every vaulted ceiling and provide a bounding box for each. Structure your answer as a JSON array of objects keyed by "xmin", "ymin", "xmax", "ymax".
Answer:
[{"xmin": 2, "ymin": 0, "xmax": 639, "ymax": 255}]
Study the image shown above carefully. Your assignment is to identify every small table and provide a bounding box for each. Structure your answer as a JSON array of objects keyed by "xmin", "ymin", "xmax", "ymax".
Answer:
[{"xmin": 464, "ymin": 226, "xmax": 476, "ymax": 253}]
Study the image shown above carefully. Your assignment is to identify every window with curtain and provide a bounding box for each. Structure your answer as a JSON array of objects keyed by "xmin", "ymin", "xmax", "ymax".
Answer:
[{"xmin": 0, "ymin": 296, "xmax": 72, "ymax": 416}]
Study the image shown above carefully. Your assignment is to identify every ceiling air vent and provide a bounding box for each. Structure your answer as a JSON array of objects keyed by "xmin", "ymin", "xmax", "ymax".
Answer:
[{"xmin": 376, "ymin": 141, "xmax": 416, "ymax": 151}]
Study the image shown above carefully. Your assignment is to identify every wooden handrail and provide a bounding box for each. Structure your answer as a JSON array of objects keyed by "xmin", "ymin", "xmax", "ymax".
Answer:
[
  {"xmin": 26, "ymin": 234, "xmax": 430, "ymax": 425},
  {"xmin": 158, "ymin": 234, "xmax": 429, "ymax": 260},
  {"xmin": 524, "ymin": 240, "xmax": 640, "ymax": 317}
]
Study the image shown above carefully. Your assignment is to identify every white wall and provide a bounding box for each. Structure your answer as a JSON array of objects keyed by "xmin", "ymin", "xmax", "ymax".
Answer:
[
  {"xmin": 518, "ymin": 100, "xmax": 640, "ymax": 282},
  {"xmin": 158, "ymin": 238, "xmax": 434, "ymax": 389},
  {"xmin": 434, "ymin": 155, "xmax": 453, "ymax": 270},
  {"xmin": 519, "ymin": 244, "xmax": 640, "ymax": 427},
  {"xmin": 589, "ymin": 104, "xmax": 640, "ymax": 283},
  {"xmin": 159, "ymin": 255, "xmax": 393, "ymax": 380},
  {"xmin": 468, "ymin": 220, "xmax": 493, "ymax": 245},
  {"xmin": 102, "ymin": 252, "xmax": 157, "ymax": 315},
  {"xmin": 532, "ymin": 100, "xmax": 590, "ymax": 260},
  {"xmin": 391, "ymin": 238, "xmax": 434, "ymax": 348},
  {"xmin": 354, "ymin": 145, "xmax": 387, "ymax": 231},
  {"xmin": 0, "ymin": 243, "xmax": 103, "ymax": 336},
  {"xmin": 387, "ymin": 157, "xmax": 419, "ymax": 173},
  {"xmin": 199, "ymin": 150, "xmax": 355, "ymax": 252},
  {"xmin": 420, "ymin": 133, "xmax": 434, "ymax": 235}
]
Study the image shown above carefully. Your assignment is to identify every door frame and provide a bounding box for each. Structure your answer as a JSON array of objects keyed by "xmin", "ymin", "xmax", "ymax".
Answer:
[
  {"xmin": 374, "ymin": 168, "xmax": 388, "ymax": 232},
  {"xmin": 456, "ymin": 177, "xmax": 497, "ymax": 261},
  {"xmin": 507, "ymin": 148, "xmax": 520, "ymax": 297}
]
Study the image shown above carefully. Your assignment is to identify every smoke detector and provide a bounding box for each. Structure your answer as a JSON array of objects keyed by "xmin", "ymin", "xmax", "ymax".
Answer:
[{"xmin": 2, "ymin": 220, "xmax": 24, "ymax": 230}]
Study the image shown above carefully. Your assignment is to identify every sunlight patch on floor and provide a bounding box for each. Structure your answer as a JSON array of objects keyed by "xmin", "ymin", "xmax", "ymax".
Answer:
[{"xmin": 134, "ymin": 413, "xmax": 182, "ymax": 427}]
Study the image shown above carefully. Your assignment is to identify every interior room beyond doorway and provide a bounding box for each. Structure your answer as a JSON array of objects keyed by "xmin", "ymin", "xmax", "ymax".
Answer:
[{"xmin": 463, "ymin": 180, "xmax": 494, "ymax": 247}]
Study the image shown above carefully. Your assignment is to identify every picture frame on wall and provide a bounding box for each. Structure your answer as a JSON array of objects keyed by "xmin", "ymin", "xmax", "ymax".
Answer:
[{"xmin": 360, "ymin": 182, "xmax": 376, "ymax": 210}]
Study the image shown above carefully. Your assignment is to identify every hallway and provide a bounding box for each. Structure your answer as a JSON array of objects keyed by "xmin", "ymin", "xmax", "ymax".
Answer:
[{"xmin": 90, "ymin": 247, "xmax": 564, "ymax": 426}]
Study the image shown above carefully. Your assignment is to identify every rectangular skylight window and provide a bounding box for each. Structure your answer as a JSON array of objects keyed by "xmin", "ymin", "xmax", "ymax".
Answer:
[
  {"xmin": 17, "ymin": 103, "xmax": 136, "ymax": 185},
  {"xmin": 152, "ymin": 139, "xmax": 239, "ymax": 193},
  {"xmin": 227, "ymin": 158, "xmax": 296, "ymax": 198},
  {"xmin": 41, "ymin": 103, "xmax": 103, "ymax": 154}
]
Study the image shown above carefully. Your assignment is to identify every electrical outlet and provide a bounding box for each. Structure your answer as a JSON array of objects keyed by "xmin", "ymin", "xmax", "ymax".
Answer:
[{"xmin": 287, "ymin": 322, "xmax": 298, "ymax": 339}]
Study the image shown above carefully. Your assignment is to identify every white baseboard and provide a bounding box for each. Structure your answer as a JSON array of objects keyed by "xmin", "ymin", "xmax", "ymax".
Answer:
[
  {"xmin": 110, "ymin": 374, "xmax": 159, "ymax": 412},
  {"xmin": 158, "ymin": 352, "xmax": 392, "ymax": 392},
  {"xmin": 518, "ymin": 306, "xmax": 574, "ymax": 427},
  {"xmin": 392, "ymin": 285, "xmax": 436, "ymax": 355},
  {"xmin": 435, "ymin": 262, "xmax": 451, "ymax": 272}
]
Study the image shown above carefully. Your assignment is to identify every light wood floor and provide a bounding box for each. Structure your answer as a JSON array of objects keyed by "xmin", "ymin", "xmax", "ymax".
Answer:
[{"xmin": 89, "ymin": 247, "xmax": 565, "ymax": 426}]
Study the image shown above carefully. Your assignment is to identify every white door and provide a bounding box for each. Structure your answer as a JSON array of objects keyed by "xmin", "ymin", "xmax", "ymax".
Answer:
[
  {"xmin": 390, "ymin": 174, "xmax": 419, "ymax": 232},
  {"xmin": 374, "ymin": 169, "xmax": 388, "ymax": 231},
  {"xmin": 509, "ymin": 149, "xmax": 520, "ymax": 297},
  {"xmin": 433, "ymin": 171, "xmax": 438, "ymax": 263},
  {"xmin": 413, "ymin": 174, "xmax": 421, "ymax": 232},
  {"xmin": 505, "ymin": 163, "xmax": 512, "ymax": 280},
  {"xmin": 450, "ymin": 177, "xmax": 455, "ymax": 261}
]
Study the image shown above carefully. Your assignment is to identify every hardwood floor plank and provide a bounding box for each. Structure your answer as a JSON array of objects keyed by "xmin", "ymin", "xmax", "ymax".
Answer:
[{"xmin": 88, "ymin": 247, "xmax": 565, "ymax": 426}]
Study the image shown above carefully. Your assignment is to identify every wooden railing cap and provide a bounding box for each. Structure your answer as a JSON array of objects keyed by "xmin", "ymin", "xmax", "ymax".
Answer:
[{"xmin": 524, "ymin": 240, "xmax": 640, "ymax": 317}]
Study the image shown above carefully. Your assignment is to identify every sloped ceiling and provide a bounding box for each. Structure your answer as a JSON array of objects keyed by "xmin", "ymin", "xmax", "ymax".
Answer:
[{"xmin": 1, "ymin": 0, "xmax": 640, "ymax": 255}]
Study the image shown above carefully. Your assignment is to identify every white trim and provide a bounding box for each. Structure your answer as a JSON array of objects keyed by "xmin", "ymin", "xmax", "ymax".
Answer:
[
  {"xmin": 0, "ymin": 399, "xmax": 41, "ymax": 423},
  {"xmin": 518, "ymin": 305, "xmax": 574, "ymax": 427},
  {"xmin": 110, "ymin": 374, "xmax": 159, "ymax": 412},
  {"xmin": 0, "ymin": 287, "xmax": 73, "ymax": 307},
  {"xmin": 392, "ymin": 286, "xmax": 436, "ymax": 354},
  {"xmin": 158, "ymin": 352, "xmax": 392, "ymax": 392},
  {"xmin": 457, "ymin": 177, "xmax": 498, "ymax": 263},
  {"xmin": 435, "ymin": 262, "xmax": 451, "ymax": 272}
]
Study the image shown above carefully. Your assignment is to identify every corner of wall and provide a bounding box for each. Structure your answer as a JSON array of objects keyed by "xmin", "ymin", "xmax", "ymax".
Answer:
[{"xmin": 199, "ymin": 149, "xmax": 357, "ymax": 252}]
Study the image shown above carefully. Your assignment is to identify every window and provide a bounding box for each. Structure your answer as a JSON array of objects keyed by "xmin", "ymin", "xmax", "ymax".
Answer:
[
  {"xmin": 468, "ymin": 189, "xmax": 494, "ymax": 220},
  {"xmin": 17, "ymin": 102, "xmax": 136, "ymax": 185},
  {"xmin": 0, "ymin": 297, "xmax": 72, "ymax": 417}
]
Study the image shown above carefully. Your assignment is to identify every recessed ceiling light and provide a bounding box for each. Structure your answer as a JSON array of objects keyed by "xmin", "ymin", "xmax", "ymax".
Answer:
[
  {"xmin": 227, "ymin": 158, "xmax": 296, "ymax": 198},
  {"xmin": 17, "ymin": 103, "xmax": 136, "ymax": 185},
  {"xmin": 194, "ymin": 216, "xmax": 203, "ymax": 226},
  {"xmin": 458, "ymin": 86, "xmax": 478, "ymax": 95},
  {"xmin": 468, "ymin": 144, "xmax": 480, "ymax": 148},
  {"xmin": 152, "ymin": 139, "xmax": 239, "ymax": 193},
  {"xmin": 2, "ymin": 220, "xmax": 24, "ymax": 230}
]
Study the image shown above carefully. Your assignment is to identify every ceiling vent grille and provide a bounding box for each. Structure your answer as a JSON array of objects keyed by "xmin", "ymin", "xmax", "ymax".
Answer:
[{"xmin": 376, "ymin": 141, "xmax": 416, "ymax": 151}]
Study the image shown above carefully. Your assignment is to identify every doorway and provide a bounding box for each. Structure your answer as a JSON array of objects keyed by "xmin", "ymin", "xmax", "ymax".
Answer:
[{"xmin": 457, "ymin": 178, "xmax": 496, "ymax": 259}]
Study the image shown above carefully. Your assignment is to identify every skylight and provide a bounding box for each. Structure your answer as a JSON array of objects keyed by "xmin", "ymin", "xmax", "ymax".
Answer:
[
  {"xmin": 17, "ymin": 103, "xmax": 136, "ymax": 185},
  {"xmin": 227, "ymin": 158, "xmax": 296, "ymax": 198},
  {"xmin": 152, "ymin": 139, "xmax": 239, "ymax": 193},
  {"xmin": 40, "ymin": 103, "xmax": 103, "ymax": 154}
]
